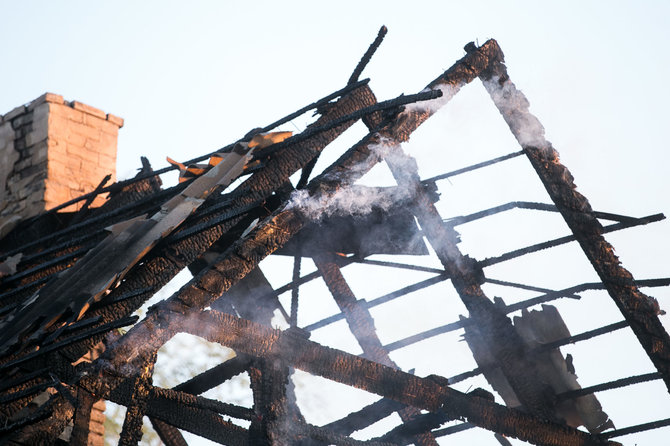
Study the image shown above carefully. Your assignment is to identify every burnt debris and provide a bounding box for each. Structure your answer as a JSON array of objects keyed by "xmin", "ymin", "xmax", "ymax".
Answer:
[{"xmin": 0, "ymin": 27, "xmax": 668, "ymax": 446}]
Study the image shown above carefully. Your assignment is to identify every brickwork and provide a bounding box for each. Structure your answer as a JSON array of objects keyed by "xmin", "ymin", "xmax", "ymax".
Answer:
[
  {"xmin": 0, "ymin": 93, "xmax": 122, "ymax": 237},
  {"xmin": 77, "ymin": 344, "xmax": 107, "ymax": 446}
]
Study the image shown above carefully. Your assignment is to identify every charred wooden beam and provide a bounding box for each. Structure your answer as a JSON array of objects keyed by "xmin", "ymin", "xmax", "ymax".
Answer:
[
  {"xmin": 60, "ymin": 82, "xmax": 378, "ymax": 363},
  {"xmin": 478, "ymin": 213, "xmax": 664, "ymax": 269},
  {"xmin": 143, "ymin": 395, "xmax": 250, "ymax": 446},
  {"xmin": 0, "ymin": 377, "xmax": 56, "ymax": 406},
  {"xmin": 313, "ymin": 252, "xmax": 439, "ymax": 446},
  {"xmin": 184, "ymin": 310, "xmax": 618, "ymax": 446},
  {"xmin": 422, "ymin": 150, "xmax": 524, "ymax": 184},
  {"xmin": 150, "ymin": 418, "xmax": 188, "ymax": 446},
  {"xmin": 296, "ymin": 422, "xmax": 396, "ymax": 446},
  {"xmin": 373, "ymin": 409, "xmax": 450, "ymax": 445},
  {"xmin": 313, "ymin": 252, "xmax": 394, "ymax": 364},
  {"xmin": 248, "ymin": 359, "xmax": 296, "ymax": 445},
  {"xmin": 290, "ymin": 254, "xmax": 301, "ymax": 327},
  {"xmin": 444, "ymin": 200, "xmax": 662, "ymax": 228},
  {"xmin": 557, "ymin": 372, "xmax": 662, "ymax": 401},
  {"xmin": 602, "ymin": 417, "xmax": 670, "ymax": 439},
  {"xmin": 322, "ymin": 398, "xmax": 404, "ymax": 436},
  {"xmin": 486, "ymin": 278, "xmax": 582, "ymax": 299},
  {"xmin": 172, "ymin": 355, "xmax": 251, "ymax": 396},
  {"xmin": 504, "ymin": 278, "xmax": 670, "ymax": 314},
  {"xmin": 0, "ymin": 315, "xmax": 138, "ymax": 372},
  {"xmin": 119, "ymin": 350, "xmax": 157, "ymax": 446},
  {"xmin": 226, "ymin": 264, "xmax": 300, "ymax": 446},
  {"xmin": 384, "ymin": 278, "xmax": 668, "ymax": 354},
  {"xmin": 477, "ymin": 42, "xmax": 670, "ymax": 392},
  {"xmin": 69, "ymin": 388, "xmax": 97, "ymax": 446},
  {"xmin": 385, "ymin": 144, "xmax": 557, "ymax": 420},
  {"xmin": 87, "ymin": 156, "xmax": 163, "ymax": 217},
  {"xmin": 432, "ymin": 421, "xmax": 474, "ymax": 436},
  {"xmin": 73, "ymin": 39, "xmax": 535, "ymax": 445},
  {"xmin": 1, "ymin": 393, "xmax": 75, "ymax": 446},
  {"xmin": 29, "ymin": 79, "xmax": 370, "ymax": 221},
  {"xmin": 304, "ymin": 274, "xmax": 447, "ymax": 332},
  {"xmin": 251, "ymin": 89, "xmax": 443, "ymax": 160},
  {"xmin": 150, "ymin": 386, "xmax": 254, "ymax": 421},
  {"xmin": 77, "ymin": 373, "xmax": 251, "ymax": 445},
  {"xmin": 348, "ymin": 25, "xmax": 387, "ymax": 85}
]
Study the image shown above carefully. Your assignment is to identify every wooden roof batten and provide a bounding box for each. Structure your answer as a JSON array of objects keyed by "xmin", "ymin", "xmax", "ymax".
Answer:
[{"xmin": 0, "ymin": 27, "xmax": 667, "ymax": 446}]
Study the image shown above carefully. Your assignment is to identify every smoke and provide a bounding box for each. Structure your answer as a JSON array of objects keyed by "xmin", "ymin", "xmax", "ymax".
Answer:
[
  {"xmin": 287, "ymin": 135, "xmax": 420, "ymax": 222},
  {"xmin": 287, "ymin": 185, "xmax": 412, "ymax": 222},
  {"xmin": 481, "ymin": 76, "xmax": 549, "ymax": 150},
  {"xmin": 404, "ymin": 82, "xmax": 463, "ymax": 115}
]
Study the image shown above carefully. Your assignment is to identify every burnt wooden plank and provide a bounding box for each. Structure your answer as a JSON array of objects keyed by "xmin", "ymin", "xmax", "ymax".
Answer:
[{"xmin": 0, "ymin": 146, "xmax": 255, "ymax": 355}]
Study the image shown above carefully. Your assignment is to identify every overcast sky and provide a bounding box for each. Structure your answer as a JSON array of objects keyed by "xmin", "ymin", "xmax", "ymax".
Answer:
[{"xmin": 1, "ymin": 2, "xmax": 669, "ymax": 445}]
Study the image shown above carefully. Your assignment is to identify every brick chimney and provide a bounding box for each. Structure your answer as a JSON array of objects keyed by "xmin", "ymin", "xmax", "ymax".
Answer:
[
  {"xmin": 0, "ymin": 93, "xmax": 122, "ymax": 237},
  {"xmin": 0, "ymin": 93, "xmax": 119, "ymax": 445}
]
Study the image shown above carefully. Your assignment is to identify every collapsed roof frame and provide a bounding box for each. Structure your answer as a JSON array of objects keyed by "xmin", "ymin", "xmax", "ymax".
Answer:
[{"xmin": 0, "ymin": 27, "xmax": 668, "ymax": 445}]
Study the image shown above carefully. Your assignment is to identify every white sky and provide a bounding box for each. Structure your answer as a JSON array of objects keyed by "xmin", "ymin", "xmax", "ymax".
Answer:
[{"xmin": 1, "ymin": 1, "xmax": 669, "ymax": 445}]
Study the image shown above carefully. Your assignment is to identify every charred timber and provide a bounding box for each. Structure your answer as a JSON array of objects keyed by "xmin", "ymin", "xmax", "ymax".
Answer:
[
  {"xmin": 384, "ymin": 145, "xmax": 557, "ymax": 420},
  {"xmin": 313, "ymin": 252, "xmax": 439, "ymax": 446},
  {"xmin": 71, "ymin": 40, "xmax": 522, "ymax": 446},
  {"xmin": 88, "ymin": 38, "xmax": 505, "ymax": 379},
  {"xmin": 119, "ymin": 350, "xmax": 157, "ymax": 446},
  {"xmin": 57, "ymin": 82, "xmax": 378, "ymax": 363},
  {"xmin": 477, "ymin": 41, "xmax": 670, "ymax": 392},
  {"xmin": 187, "ymin": 310, "xmax": 618, "ymax": 446},
  {"xmin": 69, "ymin": 388, "xmax": 97, "ymax": 446},
  {"xmin": 77, "ymin": 372, "xmax": 251, "ymax": 445},
  {"xmin": 150, "ymin": 418, "xmax": 189, "ymax": 446},
  {"xmin": 348, "ymin": 25, "xmax": 388, "ymax": 85},
  {"xmin": 31, "ymin": 79, "xmax": 371, "ymax": 219}
]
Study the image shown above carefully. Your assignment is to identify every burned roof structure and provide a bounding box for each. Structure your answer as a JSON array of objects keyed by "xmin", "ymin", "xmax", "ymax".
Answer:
[{"xmin": 0, "ymin": 27, "xmax": 668, "ymax": 445}]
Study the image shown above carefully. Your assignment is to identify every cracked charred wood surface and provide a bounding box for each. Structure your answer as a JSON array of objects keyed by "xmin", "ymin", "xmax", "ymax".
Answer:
[
  {"xmin": 477, "ymin": 42, "xmax": 670, "ymax": 393},
  {"xmin": 188, "ymin": 310, "xmax": 618, "ymax": 446},
  {"xmin": 296, "ymin": 422, "xmax": 396, "ymax": 446},
  {"xmin": 313, "ymin": 252, "xmax": 395, "ymax": 365},
  {"xmin": 173, "ymin": 355, "xmax": 251, "ymax": 395},
  {"xmin": 375, "ymin": 410, "xmax": 450, "ymax": 445},
  {"xmin": 150, "ymin": 418, "xmax": 188, "ymax": 446},
  {"xmin": 55, "ymin": 84, "xmax": 376, "ymax": 364},
  {"xmin": 77, "ymin": 373, "xmax": 251, "ymax": 445},
  {"xmin": 381, "ymin": 39, "xmax": 502, "ymax": 142},
  {"xmin": 73, "ymin": 39, "xmax": 510, "ymax": 444},
  {"xmin": 119, "ymin": 350, "xmax": 157, "ymax": 446},
  {"xmin": 4, "ymin": 393, "xmax": 75, "ymax": 446},
  {"xmin": 313, "ymin": 252, "xmax": 440, "ymax": 446},
  {"xmin": 69, "ymin": 388, "xmax": 96, "ymax": 446},
  {"xmin": 0, "ymin": 375, "xmax": 52, "ymax": 421},
  {"xmin": 225, "ymin": 264, "xmax": 301, "ymax": 446},
  {"xmin": 22, "ymin": 39, "xmax": 514, "ymax": 444},
  {"xmin": 323, "ymin": 398, "xmax": 403, "ymax": 436},
  {"xmin": 248, "ymin": 360, "xmax": 297, "ymax": 446},
  {"xmin": 384, "ymin": 146, "xmax": 557, "ymax": 421},
  {"xmin": 142, "ymin": 397, "xmax": 249, "ymax": 446}
]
